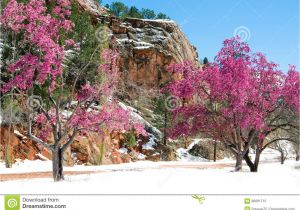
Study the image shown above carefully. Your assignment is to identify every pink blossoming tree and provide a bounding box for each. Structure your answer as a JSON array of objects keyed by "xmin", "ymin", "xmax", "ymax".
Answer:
[
  {"xmin": 1, "ymin": 0, "xmax": 146, "ymax": 181},
  {"xmin": 165, "ymin": 37, "xmax": 299, "ymax": 171}
]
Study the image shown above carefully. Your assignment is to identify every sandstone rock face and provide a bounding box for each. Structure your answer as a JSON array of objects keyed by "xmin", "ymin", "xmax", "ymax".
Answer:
[
  {"xmin": 0, "ymin": 127, "xmax": 135, "ymax": 166},
  {"xmin": 100, "ymin": 16, "xmax": 200, "ymax": 96},
  {"xmin": 76, "ymin": 0, "xmax": 200, "ymax": 97},
  {"xmin": 0, "ymin": 126, "xmax": 51, "ymax": 162},
  {"xmin": 76, "ymin": 0, "xmax": 109, "ymax": 17}
]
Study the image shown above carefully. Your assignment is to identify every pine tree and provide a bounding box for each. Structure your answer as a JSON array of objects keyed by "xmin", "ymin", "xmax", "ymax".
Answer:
[
  {"xmin": 141, "ymin": 8, "xmax": 156, "ymax": 19},
  {"xmin": 128, "ymin": 6, "xmax": 143, "ymax": 19},
  {"xmin": 109, "ymin": 2, "xmax": 128, "ymax": 17},
  {"xmin": 156, "ymin": 12, "xmax": 170, "ymax": 19},
  {"xmin": 203, "ymin": 57, "xmax": 209, "ymax": 64},
  {"xmin": 152, "ymin": 94, "xmax": 172, "ymax": 145}
]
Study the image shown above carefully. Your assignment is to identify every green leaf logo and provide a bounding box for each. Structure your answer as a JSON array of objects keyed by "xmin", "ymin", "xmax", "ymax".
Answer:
[
  {"xmin": 5, "ymin": 195, "xmax": 20, "ymax": 210},
  {"xmin": 244, "ymin": 198, "xmax": 251, "ymax": 204},
  {"xmin": 192, "ymin": 195, "xmax": 205, "ymax": 204}
]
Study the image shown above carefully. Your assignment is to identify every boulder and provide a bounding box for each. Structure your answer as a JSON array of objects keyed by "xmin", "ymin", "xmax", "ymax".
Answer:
[{"xmin": 188, "ymin": 141, "xmax": 225, "ymax": 160}]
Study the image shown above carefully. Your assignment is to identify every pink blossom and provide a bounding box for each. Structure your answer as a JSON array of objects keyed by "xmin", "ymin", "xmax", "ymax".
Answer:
[
  {"xmin": 165, "ymin": 37, "xmax": 299, "ymax": 143},
  {"xmin": 0, "ymin": 0, "xmax": 73, "ymax": 93}
]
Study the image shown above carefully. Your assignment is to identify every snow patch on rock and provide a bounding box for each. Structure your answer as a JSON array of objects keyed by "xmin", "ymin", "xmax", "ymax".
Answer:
[
  {"xmin": 141, "ymin": 19, "xmax": 175, "ymax": 24},
  {"xmin": 142, "ymin": 135, "xmax": 157, "ymax": 150},
  {"xmin": 118, "ymin": 102, "xmax": 162, "ymax": 140},
  {"xmin": 176, "ymin": 139, "xmax": 209, "ymax": 162},
  {"xmin": 137, "ymin": 153, "xmax": 146, "ymax": 160},
  {"xmin": 119, "ymin": 148, "xmax": 128, "ymax": 154}
]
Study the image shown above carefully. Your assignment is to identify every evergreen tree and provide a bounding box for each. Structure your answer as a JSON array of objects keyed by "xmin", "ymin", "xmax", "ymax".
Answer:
[
  {"xmin": 104, "ymin": 2, "xmax": 171, "ymax": 20},
  {"xmin": 109, "ymin": 1, "xmax": 128, "ymax": 17},
  {"xmin": 203, "ymin": 57, "xmax": 209, "ymax": 64},
  {"xmin": 156, "ymin": 12, "xmax": 170, "ymax": 19},
  {"xmin": 65, "ymin": 2, "xmax": 104, "ymax": 88},
  {"xmin": 128, "ymin": 6, "xmax": 143, "ymax": 19},
  {"xmin": 141, "ymin": 8, "xmax": 156, "ymax": 19},
  {"xmin": 152, "ymin": 94, "xmax": 172, "ymax": 145}
]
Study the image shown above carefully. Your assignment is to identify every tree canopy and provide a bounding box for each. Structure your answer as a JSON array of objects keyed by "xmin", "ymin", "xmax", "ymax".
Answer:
[{"xmin": 105, "ymin": 1, "xmax": 170, "ymax": 19}]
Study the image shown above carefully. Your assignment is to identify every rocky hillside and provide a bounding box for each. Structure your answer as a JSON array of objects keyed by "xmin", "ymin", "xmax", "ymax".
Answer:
[
  {"xmin": 76, "ymin": 0, "xmax": 200, "ymax": 98},
  {"xmin": 107, "ymin": 17, "xmax": 200, "ymax": 90},
  {"xmin": 1, "ymin": 0, "xmax": 200, "ymax": 166}
]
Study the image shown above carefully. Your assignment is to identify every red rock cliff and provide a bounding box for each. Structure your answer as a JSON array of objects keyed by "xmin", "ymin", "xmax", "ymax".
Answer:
[{"xmin": 76, "ymin": 0, "xmax": 200, "ymax": 97}]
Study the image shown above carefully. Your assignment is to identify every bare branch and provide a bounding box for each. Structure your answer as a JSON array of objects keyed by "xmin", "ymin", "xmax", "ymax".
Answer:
[
  {"xmin": 61, "ymin": 129, "xmax": 78, "ymax": 152},
  {"xmin": 261, "ymin": 138, "xmax": 297, "ymax": 152},
  {"xmin": 27, "ymin": 116, "xmax": 53, "ymax": 151},
  {"xmin": 242, "ymin": 130, "xmax": 257, "ymax": 157}
]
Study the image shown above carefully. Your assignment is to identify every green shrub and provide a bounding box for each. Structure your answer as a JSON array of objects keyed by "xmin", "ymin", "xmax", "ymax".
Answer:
[{"xmin": 123, "ymin": 131, "xmax": 137, "ymax": 148}]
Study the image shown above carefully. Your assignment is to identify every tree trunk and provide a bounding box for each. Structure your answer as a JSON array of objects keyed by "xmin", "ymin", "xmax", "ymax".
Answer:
[
  {"xmin": 243, "ymin": 151, "xmax": 256, "ymax": 172},
  {"xmin": 213, "ymin": 140, "xmax": 217, "ymax": 162},
  {"xmin": 235, "ymin": 153, "xmax": 243, "ymax": 171},
  {"xmin": 252, "ymin": 147, "xmax": 261, "ymax": 172},
  {"xmin": 280, "ymin": 151, "xmax": 285, "ymax": 165},
  {"xmin": 52, "ymin": 147, "xmax": 64, "ymax": 182},
  {"xmin": 5, "ymin": 125, "xmax": 12, "ymax": 168},
  {"xmin": 297, "ymin": 141, "xmax": 300, "ymax": 161},
  {"xmin": 5, "ymin": 35, "xmax": 15, "ymax": 168},
  {"xmin": 243, "ymin": 149, "xmax": 261, "ymax": 172},
  {"xmin": 163, "ymin": 109, "xmax": 167, "ymax": 146}
]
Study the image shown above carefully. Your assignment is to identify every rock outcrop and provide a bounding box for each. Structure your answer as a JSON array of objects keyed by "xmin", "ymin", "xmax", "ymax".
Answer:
[
  {"xmin": 76, "ymin": 0, "xmax": 200, "ymax": 98},
  {"xmin": 0, "ymin": 126, "xmax": 51, "ymax": 162},
  {"xmin": 188, "ymin": 140, "xmax": 227, "ymax": 160},
  {"xmin": 76, "ymin": 0, "xmax": 109, "ymax": 17},
  {"xmin": 0, "ymin": 103, "xmax": 164, "ymax": 166},
  {"xmin": 105, "ymin": 17, "xmax": 199, "ymax": 91},
  {"xmin": 102, "ymin": 17, "xmax": 200, "ymax": 100},
  {"xmin": 0, "ymin": 126, "xmax": 131, "ymax": 166}
]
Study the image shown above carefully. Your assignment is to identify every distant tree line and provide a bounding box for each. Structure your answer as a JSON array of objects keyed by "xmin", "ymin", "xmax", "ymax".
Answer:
[{"xmin": 103, "ymin": 1, "xmax": 170, "ymax": 19}]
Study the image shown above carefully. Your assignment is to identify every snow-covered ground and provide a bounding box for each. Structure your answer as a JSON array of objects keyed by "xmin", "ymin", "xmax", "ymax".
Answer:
[
  {"xmin": 1, "ymin": 138, "xmax": 299, "ymax": 194},
  {"xmin": 1, "ymin": 159, "xmax": 299, "ymax": 194}
]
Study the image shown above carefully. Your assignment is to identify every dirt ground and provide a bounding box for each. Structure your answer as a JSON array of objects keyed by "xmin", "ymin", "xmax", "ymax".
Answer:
[{"xmin": 0, "ymin": 163, "xmax": 234, "ymax": 181}]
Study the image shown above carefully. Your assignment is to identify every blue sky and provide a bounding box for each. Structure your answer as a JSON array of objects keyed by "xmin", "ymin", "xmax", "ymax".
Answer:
[{"xmin": 102, "ymin": 0, "xmax": 299, "ymax": 72}]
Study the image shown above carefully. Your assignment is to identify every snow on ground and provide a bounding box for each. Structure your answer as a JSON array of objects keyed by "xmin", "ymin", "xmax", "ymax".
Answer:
[
  {"xmin": 176, "ymin": 147, "xmax": 208, "ymax": 162},
  {"xmin": 176, "ymin": 138, "xmax": 295, "ymax": 163},
  {"xmin": 0, "ymin": 159, "xmax": 154, "ymax": 174},
  {"xmin": 176, "ymin": 139, "xmax": 232, "ymax": 162},
  {"xmin": 1, "ymin": 159, "xmax": 300, "ymax": 194},
  {"xmin": 1, "ymin": 138, "xmax": 299, "ymax": 194}
]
